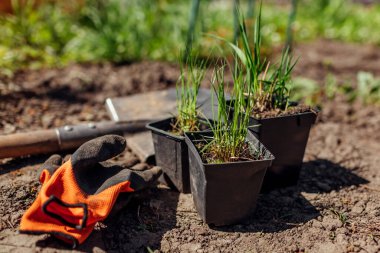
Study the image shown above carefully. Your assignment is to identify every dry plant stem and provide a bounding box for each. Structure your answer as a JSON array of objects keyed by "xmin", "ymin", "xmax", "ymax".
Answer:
[
  {"xmin": 198, "ymin": 141, "xmax": 260, "ymax": 164},
  {"xmin": 170, "ymin": 118, "xmax": 199, "ymax": 136},
  {"xmin": 260, "ymin": 61, "xmax": 270, "ymax": 97}
]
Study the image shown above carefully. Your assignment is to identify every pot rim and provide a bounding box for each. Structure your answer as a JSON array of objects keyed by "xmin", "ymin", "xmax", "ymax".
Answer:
[
  {"xmin": 146, "ymin": 117, "xmax": 215, "ymax": 141},
  {"xmin": 250, "ymin": 107, "xmax": 319, "ymax": 121},
  {"xmin": 228, "ymin": 101, "xmax": 319, "ymax": 120},
  {"xmin": 185, "ymin": 130, "xmax": 275, "ymax": 166},
  {"xmin": 146, "ymin": 117, "xmax": 185, "ymax": 141}
]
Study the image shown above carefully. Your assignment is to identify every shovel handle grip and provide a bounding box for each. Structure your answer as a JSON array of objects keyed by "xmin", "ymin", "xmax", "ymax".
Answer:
[{"xmin": 0, "ymin": 129, "xmax": 59, "ymax": 159}]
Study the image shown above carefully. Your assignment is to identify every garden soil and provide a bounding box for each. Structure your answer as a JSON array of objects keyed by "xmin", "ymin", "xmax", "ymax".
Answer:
[{"xmin": 1, "ymin": 40, "xmax": 380, "ymax": 253}]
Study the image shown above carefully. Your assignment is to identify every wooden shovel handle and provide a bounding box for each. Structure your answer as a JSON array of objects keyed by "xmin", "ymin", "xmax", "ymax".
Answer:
[
  {"xmin": 0, "ymin": 121, "xmax": 148, "ymax": 159},
  {"xmin": 0, "ymin": 129, "xmax": 59, "ymax": 159}
]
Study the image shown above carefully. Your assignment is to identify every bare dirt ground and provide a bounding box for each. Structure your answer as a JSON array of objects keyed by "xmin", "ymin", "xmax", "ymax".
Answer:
[{"xmin": 1, "ymin": 40, "xmax": 380, "ymax": 253}]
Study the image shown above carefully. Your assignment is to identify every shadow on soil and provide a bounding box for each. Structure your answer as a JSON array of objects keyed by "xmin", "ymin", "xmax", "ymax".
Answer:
[
  {"xmin": 213, "ymin": 159, "xmax": 368, "ymax": 234},
  {"xmin": 212, "ymin": 189, "xmax": 319, "ymax": 234},
  {"xmin": 0, "ymin": 151, "xmax": 75, "ymax": 176},
  {"xmin": 35, "ymin": 188, "xmax": 179, "ymax": 253},
  {"xmin": 299, "ymin": 159, "xmax": 369, "ymax": 193},
  {"xmin": 0, "ymin": 155, "xmax": 51, "ymax": 175},
  {"xmin": 1, "ymin": 87, "xmax": 89, "ymax": 105}
]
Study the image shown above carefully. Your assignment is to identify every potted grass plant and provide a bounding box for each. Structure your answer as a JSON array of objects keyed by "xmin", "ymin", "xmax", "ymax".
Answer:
[
  {"xmin": 185, "ymin": 65, "xmax": 274, "ymax": 226},
  {"xmin": 146, "ymin": 57, "xmax": 209, "ymax": 193},
  {"xmin": 227, "ymin": 7, "xmax": 318, "ymax": 191}
]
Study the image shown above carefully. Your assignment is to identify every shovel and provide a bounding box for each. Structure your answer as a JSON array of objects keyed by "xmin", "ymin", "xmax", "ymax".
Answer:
[{"xmin": 0, "ymin": 88, "xmax": 216, "ymax": 161}]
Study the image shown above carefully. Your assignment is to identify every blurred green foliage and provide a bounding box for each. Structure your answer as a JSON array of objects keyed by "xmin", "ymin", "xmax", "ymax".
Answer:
[
  {"xmin": 71, "ymin": 0, "xmax": 190, "ymax": 62},
  {"xmin": 2, "ymin": 0, "xmax": 380, "ymax": 74},
  {"xmin": 356, "ymin": 72, "xmax": 380, "ymax": 105},
  {"xmin": 297, "ymin": 0, "xmax": 380, "ymax": 43},
  {"xmin": 0, "ymin": 1, "xmax": 77, "ymax": 75},
  {"xmin": 0, "ymin": 0, "xmax": 380, "ymax": 106},
  {"xmin": 291, "ymin": 72, "xmax": 380, "ymax": 106}
]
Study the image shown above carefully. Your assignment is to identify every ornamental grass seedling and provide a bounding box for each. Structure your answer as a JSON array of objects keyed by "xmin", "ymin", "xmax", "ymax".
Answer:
[
  {"xmin": 198, "ymin": 62, "xmax": 264, "ymax": 164},
  {"xmin": 172, "ymin": 55, "xmax": 207, "ymax": 135},
  {"xmin": 224, "ymin": 5, "xmax": 298, "ymax": 114}
]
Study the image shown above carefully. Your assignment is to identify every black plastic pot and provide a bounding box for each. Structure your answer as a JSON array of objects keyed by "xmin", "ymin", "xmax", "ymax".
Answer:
[
  {"xmin": 146, "ymin": 117, "xmax": 211, "ymax": 193},
  {"xmin": 248, "ymin": 110, "xmax": 318, "ymax": 191},
  {"xmin": 185, "ymin": 131, "xmax": 274, "ymax": 226}
]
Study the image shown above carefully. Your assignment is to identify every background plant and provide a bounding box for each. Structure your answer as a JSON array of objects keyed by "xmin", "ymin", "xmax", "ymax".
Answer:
[
  {"xmin": 356, "ymin": 72, "xmax": 380, "ymax": 105},
  {"xmin": 2, "ymin": 0, "xmax": 380, "ymax": 72},
  {"xmin": 0, "ymin": 0, "xmax": 78, "ymax": 74},
  {"xmin": 290, "ymin": 71, "xmax": 380, "ymax": 106},
  {"xmin": 1, "ymin": 0, "xmax": 380, "ymax": 107}
]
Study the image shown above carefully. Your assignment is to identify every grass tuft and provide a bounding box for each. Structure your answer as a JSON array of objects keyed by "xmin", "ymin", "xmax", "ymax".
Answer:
[
  {"xmin": 330, "ymin": 208, "xmax": 349, "ymax": 226},
  {"xmin": 172, "ymin": 54, "xmax": 207, "ymax": 136},
  {"xmin": 198, "ymin": 60, "xmax": 262, "ymax": 164},
  {"xmin": 227, "ymin": 4, "xmax": 298, "ymax": 114}
]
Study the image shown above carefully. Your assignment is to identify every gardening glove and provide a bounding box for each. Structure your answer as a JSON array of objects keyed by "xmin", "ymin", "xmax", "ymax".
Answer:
[{"xmin": 19, "ymin": 135, "xmax": 162, "ymax": 248}]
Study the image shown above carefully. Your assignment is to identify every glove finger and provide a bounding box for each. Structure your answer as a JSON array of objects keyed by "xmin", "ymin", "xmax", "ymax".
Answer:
[
  {"xmin": 71, "ymin": 135, "xmax": 126, "ymax": 169},
  {"xmin": 94, "ymin": 166, "xmax": 162, "ymax": 194},
  {"xmin": 130, "ymin": 163, "xmax": 149, "ymax": 171},
  {"xmin": 62, "ymin": 154, "xmax": 71, "ymax": 163},
  {"xmin": 130, "ymin": 166, "xmax": 162, "ymax": 192},
  {"xmin": 39, "ymin": 154, "xmax": 63, "ymax": 183}
]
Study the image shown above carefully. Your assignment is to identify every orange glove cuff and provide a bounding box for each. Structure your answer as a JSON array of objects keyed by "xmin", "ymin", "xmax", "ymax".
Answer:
[{"xmin": 20, "ymin": 160, "xmax": 134, "ymax": 247}]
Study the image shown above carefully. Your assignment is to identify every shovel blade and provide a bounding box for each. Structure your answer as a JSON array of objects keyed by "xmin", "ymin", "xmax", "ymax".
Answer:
[{"xmin": 105, "ymin": 88, "xmax": 228, "ymax": 163}]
